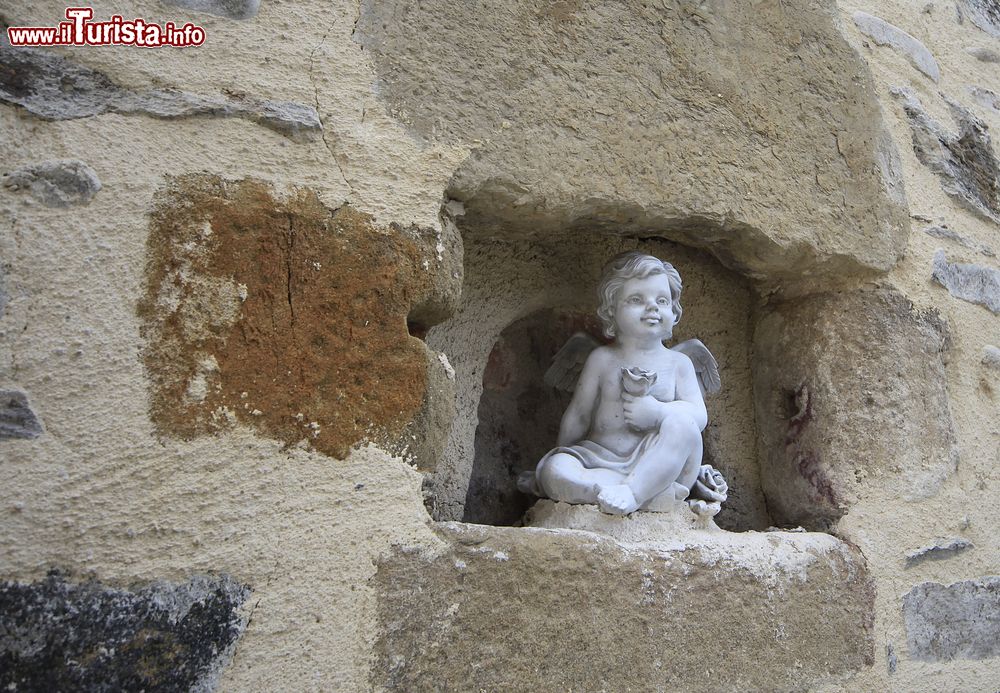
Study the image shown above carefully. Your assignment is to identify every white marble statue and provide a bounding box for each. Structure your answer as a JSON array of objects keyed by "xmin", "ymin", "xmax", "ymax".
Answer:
[{"xmin": 519, "ymin": 252, "xmax": 728, "ymax": 517}]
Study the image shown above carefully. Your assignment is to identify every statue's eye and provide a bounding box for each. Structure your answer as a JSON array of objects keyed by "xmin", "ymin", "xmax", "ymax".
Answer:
[
  {"xmin": 628, "ymin": 296, "xmax": 642, "ymax": 304},
  {"xmin": 657, "ymin": 297, "xmax": 669, "ymax": 304}
]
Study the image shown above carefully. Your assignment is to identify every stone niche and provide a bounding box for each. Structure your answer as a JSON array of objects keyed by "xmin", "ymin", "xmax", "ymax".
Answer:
[
  {"xmin": 424, "ymin": 219, "xmax": 957, "ymax": 534},
  {"xmin": 425, "ymin": 230, "xmax": 769, "ymax": 532}
]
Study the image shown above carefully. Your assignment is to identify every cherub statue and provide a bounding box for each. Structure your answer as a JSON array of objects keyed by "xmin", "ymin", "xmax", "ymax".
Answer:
[{"xmin": 518, "ymin": 251, "xmax": 728, "ymax": 517}]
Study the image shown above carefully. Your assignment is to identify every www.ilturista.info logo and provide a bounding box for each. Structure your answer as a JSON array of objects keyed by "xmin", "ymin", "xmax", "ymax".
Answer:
[{"xmin": 6, "ymin": 7, "xmax": 206, "ymax": 48}]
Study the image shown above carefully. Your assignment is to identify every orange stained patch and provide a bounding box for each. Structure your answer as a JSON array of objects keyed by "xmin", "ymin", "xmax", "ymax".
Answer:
[{"xmin": 139, "ymin": 175, "xmax": 433, "ymax": 458}]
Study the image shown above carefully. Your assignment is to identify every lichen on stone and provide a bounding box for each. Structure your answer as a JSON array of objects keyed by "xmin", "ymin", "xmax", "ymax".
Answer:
[{"xmin": 138, "ymin": 175, "xmax": 450, "ymax": 460}]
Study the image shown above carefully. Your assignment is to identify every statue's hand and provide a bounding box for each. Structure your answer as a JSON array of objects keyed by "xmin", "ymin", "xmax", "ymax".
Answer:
[{"xmin": 622, "ymin": 393, "xmax": 662, "ymax": 431}]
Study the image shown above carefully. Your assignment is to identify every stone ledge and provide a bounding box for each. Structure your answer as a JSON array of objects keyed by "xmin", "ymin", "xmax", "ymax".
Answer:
[{"xmin": 371, "ymin": 513, "xmax": 874, "ymax": 691}]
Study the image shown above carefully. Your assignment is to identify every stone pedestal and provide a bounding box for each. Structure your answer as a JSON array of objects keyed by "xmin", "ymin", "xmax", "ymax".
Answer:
[{"xmin": 370, "ymin": 509, "xmax": 875, "ymax": 691}]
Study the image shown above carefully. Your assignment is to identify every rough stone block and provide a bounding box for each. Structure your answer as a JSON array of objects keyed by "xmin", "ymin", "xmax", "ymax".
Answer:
[
  {"xmin": 371, "ymin": 521, "xmax": 874, "ymax": 691},
  {"xmin": 3, "ymin": 160, "xmax": 101, "ymax": 207},
  {"xmin": 753, "ymin": 289, "xmax": 958, "ymax": 528},
  {"xmin": 893, "ymin": 87, "xmax": 1000, "ymax": 224},
  {"xmin": 903, "ymin": 576, "xmax": 1000, "ymax": 661},
  {"xmin": 138, "ymin": 175, "xmax": 458, "ymax": 465},
  {"xmin": 0, "ymin": 389, "xmax": 43, "ymax": 439},
  {"xmin": 853, "ymin": 12, "xmax": 940, "ymax": 82},
  {"xmin": 0, "ymin": 45, "xmax": 319, "ymax": 142},
  {"xmin": 0, "ymin": 572, "xmax": 249, "ymax": 691},
  {"xmin": 355, "ymin": 0, "xmax": 907, "ymax": 281},
  {"xmin": 932, "ymin": 250, "xmax": 1000, "ymax": 313}
]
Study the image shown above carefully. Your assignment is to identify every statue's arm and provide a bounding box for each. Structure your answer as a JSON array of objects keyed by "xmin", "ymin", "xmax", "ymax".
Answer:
[
  {"xmin": 664, "ymin": 355, "xmax": 708, "ymax": 431},
  {"xmin": 556, "ymin": 349, "xmax": 602, "ymax": 446}
]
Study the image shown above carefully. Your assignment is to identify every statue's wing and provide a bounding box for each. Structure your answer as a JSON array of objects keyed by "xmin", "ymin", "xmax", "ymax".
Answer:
[
  {"xmin": 671, "ymin": 338, "xmax": 721, "ymax": 395},
  {"xmin": 544, "ymin": 332, "xmax": 601, "ymax": 393}
]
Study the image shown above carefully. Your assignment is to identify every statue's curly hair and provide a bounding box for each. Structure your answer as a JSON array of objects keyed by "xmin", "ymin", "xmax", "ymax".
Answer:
[{"xmin": 596, "ymin": 251, "xmax": 683, "ymax": 338}]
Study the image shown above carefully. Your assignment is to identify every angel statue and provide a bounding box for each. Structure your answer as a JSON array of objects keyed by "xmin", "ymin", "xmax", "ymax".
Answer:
[{"xmin": 518, "ymin": 251, "xmax": 729, "ymax": 518}]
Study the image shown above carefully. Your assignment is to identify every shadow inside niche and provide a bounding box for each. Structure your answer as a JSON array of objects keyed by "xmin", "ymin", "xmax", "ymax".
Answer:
[{"xmin": 462, "ymin": 307, "xmax": 607, "ymax": 526}]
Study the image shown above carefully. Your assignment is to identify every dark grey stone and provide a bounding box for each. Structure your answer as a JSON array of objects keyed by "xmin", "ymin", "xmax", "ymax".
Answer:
[
  {"xmin": 0, "ymin": 571, "xmax": 249, "ymax": 692},
  {"xmin": 0, "ymin": 390, "xmax": 42, "ymax": 439},
  {"xmin": 966, "ymin": 47, "xmax": 1000, "ymax": 62},
  {"xmin": 0, "ymin": 45, "xmax": 319, "ymax": 142},
  {"xmin": 903, "ymin": 576, "xmax": 1000, "ymax": 661},
  {"xmin": 887, "ymin": 643, "xmax": 898, "ymax": 674},
  {"xmin": 160, "ymin": 0, "xmax": 260, "ymax": 20},
  {"xmin": 893, "ymin": 87, "xmax": 1000, "ymax": 224},
  {"xmin": 932, "ymin": 250, "xmax": 1000, "ymax": 313},
  {"xmin": 923, "ymin": 224, "xmax": 995, "ymax": 257},
  {"xmin": 958, "ymin": 0, "xmax": 1000, "ymax": 37},
  {"xmin": 984, "ymin": 345, "xmax": 1000, "ymax": 369},
  {"xmin": 3, "ymin": 160, "xmax": 101, "ymax": 207},
  {"xmin": 250, "ymin": 100, "xmax": 322, "ymax": 141},
  {"xmin": 905, "ymin": 537, "xmax": 974, "ymax": 567}
]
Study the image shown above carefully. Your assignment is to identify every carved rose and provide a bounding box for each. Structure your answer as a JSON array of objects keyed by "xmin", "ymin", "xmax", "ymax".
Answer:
[
  {"xmin": 690, "ymin": 464, "xmax": 728, "ymax": 504},
  {"xmin": 621, "ymin": 366, "xmax": 657, "ymax": 396},
  {"xmin": 688, "ymin": 499, "xmax": 722, "ymax": 519}
]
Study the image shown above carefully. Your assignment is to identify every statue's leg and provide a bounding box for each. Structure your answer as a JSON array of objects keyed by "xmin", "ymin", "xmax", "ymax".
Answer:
[
  {"xmin": 536, "ymin": 452, "xmax": 625, "ymax": 504},
  {"xmin": 625, "ymin": 412, "xmax": 702, "ymax": 507}
]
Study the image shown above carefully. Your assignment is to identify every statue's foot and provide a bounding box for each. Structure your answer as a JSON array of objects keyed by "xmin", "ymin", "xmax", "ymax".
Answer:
[
  {"xmin": 517, "ymin": 471, "xmax": 541, "ymax": 496},
  {"xmin": 597, "ymin": 484, "xmax": 640, "ymax": 515}
]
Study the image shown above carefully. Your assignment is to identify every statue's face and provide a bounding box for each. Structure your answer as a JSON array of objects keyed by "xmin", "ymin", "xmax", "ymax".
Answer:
[{"xmin": 613, "ymin": 273, "xmax": 674, "ymax": 340}]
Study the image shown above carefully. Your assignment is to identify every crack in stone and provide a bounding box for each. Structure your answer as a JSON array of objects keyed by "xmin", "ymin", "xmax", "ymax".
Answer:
[
  {"xmin": 286, "ymin": 214, "xmax": 296, "ymax": 327},
  {"xmin": 308, "ymin": 17, "xmax": 356, "ymax": 198}
]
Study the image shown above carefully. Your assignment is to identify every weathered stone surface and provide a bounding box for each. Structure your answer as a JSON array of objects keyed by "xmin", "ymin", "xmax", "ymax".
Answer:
[
  {"xmin": 355, "ymin": 0, "xmax": 908, "ymax": 282},
  {"xmin": 3, "ymin": 159, "xmax": 101, "ymax": 207},
  {"xmin": 160, "ymin": 0, "xmax": 260, "ymax": 20},
  {"xmin": 753, "ymin": 289, "xmax": 958, "ymax": 529},
  {"xmin": 984, "ymin": 345, "xmax": 1000, "ymax": 369},
  {"xmin": 905, "ymin": 537, "xmax": 975, "ymax": 567},
  {"xmin": 893, "ymin": 87, "xmax": 1000, "ymax": 223},
  {"xmin": 371, "ymin": 521, "xmax": 874, "ymax": 691},
  {"xmin": 138, "ymin": 175, "xmax": 458, "ymax": 464},
  {"xmin": 924, "ymin": 224, "xmax": 995, "ymax": 257},
  {"xmin": 966, "ymin": 46, "xmax": 1000, "ymax": 62},
  {"xmin": 853, "ymin": 12, "xmax": 941, "ymax": 82},
  {"xmin": 932, "ymin": 250, "xmax": 1000, "ymax": 313},
  {"xmin": 0, "ymin": 390, "xmax": 42, "ymax": 439},
  {"xmin": 0, "ymin": 263, "xmax": 7, "ymax": 319},
  {"xmin": 958, "ymin": 0, "xmax": 1000, "ymax": 38},
  {"xmin": 0, "ymin": 46, "xmax": 319, "ymax": 142},
  {"xmin": 903, "ymin": 576, "xmax": 1000, "ymax": 661},
  {"xmin": 0, "ymin": 572, "xmax": 249, "ymax": 691}
]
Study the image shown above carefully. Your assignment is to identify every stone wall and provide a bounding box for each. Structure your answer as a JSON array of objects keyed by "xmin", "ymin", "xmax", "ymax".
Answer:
[{"xmin": 1, "ymin": 0, "xmax": 998, "ymax": 690}]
